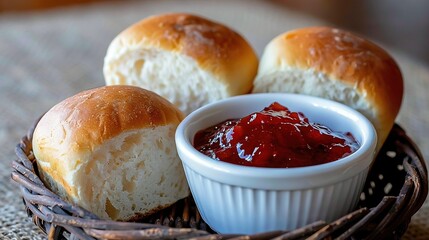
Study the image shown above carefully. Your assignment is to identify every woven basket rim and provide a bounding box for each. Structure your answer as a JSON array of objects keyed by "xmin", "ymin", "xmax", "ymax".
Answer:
[{"xmin": 11, "ymin": 123, "xmax": 428, "ymax": 240}]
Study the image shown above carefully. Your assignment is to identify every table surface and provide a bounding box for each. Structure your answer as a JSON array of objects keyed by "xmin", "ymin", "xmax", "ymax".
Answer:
[{"xmin": 1, "ymin": 1, "xmax": 428, "ymax": 239}]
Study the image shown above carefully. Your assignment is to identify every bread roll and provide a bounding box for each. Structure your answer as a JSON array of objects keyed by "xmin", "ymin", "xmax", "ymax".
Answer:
[
  {"xmin": 253, "ymin": 27, "xmax": 403, "ymax": 151},
  {"xmin": 103, "ymin": 13, "xmax": 258, "ymax": 115},
  {"xmin": 32, "ymin": 85, "xmax": 189, "ymax": 221}
]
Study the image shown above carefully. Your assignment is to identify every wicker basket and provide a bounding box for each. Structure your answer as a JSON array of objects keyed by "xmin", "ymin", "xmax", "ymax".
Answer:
[{"xmin": 11, "ymin": 123, "xmax": 428, "ymax": 240}]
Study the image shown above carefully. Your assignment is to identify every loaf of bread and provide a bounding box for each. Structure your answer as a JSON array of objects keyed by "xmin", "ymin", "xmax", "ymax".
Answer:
[
  {"xmin": 103, "ymin": 13, "xmax": 258, "ymax": 115},
  {"xmin": 32, "ymin": 85, "xmax": 189, "ymax": 221},
  {"xmin": 253, "ymin": 27, "xmax": 403, "ymax": 151}
]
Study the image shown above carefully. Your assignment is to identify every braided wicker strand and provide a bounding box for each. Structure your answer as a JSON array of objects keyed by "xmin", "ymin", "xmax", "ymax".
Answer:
[{"xmin": 11, "ymin": 124, "xmax": 428, "ymax": 240}]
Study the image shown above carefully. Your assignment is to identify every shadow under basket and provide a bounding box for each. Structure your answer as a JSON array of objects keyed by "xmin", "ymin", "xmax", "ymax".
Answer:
[{"xmin": 11, "ymin": 123, "xmax": 428, "ymax": 240}]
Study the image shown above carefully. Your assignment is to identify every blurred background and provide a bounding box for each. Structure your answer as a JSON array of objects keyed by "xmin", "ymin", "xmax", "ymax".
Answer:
[{"xmin": 1, "ymin": 0, "xmax": 428, "ymax": 66}]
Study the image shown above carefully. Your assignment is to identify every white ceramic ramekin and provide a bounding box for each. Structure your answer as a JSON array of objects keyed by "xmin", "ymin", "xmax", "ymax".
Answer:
[{"xmin": 175, "ymin": 93, "xmax": 377, "ymax": 234}]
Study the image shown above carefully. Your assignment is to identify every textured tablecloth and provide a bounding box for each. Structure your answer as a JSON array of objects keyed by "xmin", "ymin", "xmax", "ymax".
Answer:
[{"xmin": 1, "ymin": 0, "xmax": 428, "ymax": 239}]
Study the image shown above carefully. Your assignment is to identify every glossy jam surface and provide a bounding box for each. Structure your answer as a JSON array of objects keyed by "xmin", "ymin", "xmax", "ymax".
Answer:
[{"xmin": 193, "ymin": 102, "xmax": 359, "ymax": 168}]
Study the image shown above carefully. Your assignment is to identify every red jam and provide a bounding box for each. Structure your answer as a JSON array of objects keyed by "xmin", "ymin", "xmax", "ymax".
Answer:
[{"xmin": 193, "ymin": 102, "xmax": 359, "ymax": 168}]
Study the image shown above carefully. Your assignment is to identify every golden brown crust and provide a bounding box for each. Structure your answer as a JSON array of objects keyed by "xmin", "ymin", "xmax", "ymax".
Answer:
[
  {"xmin": 267, "ymin": 27, "xmax": 403, "ymax": 122},
  {"xmin": 33, "ymin": 85, "xmax": 188, "ymax": 219},
  {"xmin": 258, "ymin": 27, "xmax": 403, "ymax": 148},
  {"xmin": 33, "ymin": 85, "xmax": 184, "ymax": 153},
  {"xmin": 107, "ymin": 13, "xmax": 258, "ymax": 94}
]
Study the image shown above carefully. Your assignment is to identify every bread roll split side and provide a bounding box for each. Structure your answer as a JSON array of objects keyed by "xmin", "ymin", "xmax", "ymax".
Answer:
[
  {"xmin": 104, "ymin": 13, "xmax": 259, "ymax": 115},
  {"xmin": 33, "ymin": 85, "xmax": 189, "ymax": 221}
]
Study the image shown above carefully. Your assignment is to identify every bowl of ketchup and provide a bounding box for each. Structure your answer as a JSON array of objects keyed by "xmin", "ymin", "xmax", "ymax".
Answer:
[{"xmin": 175, "ymin": 93, "xmax": 377, "ymax": 234}]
